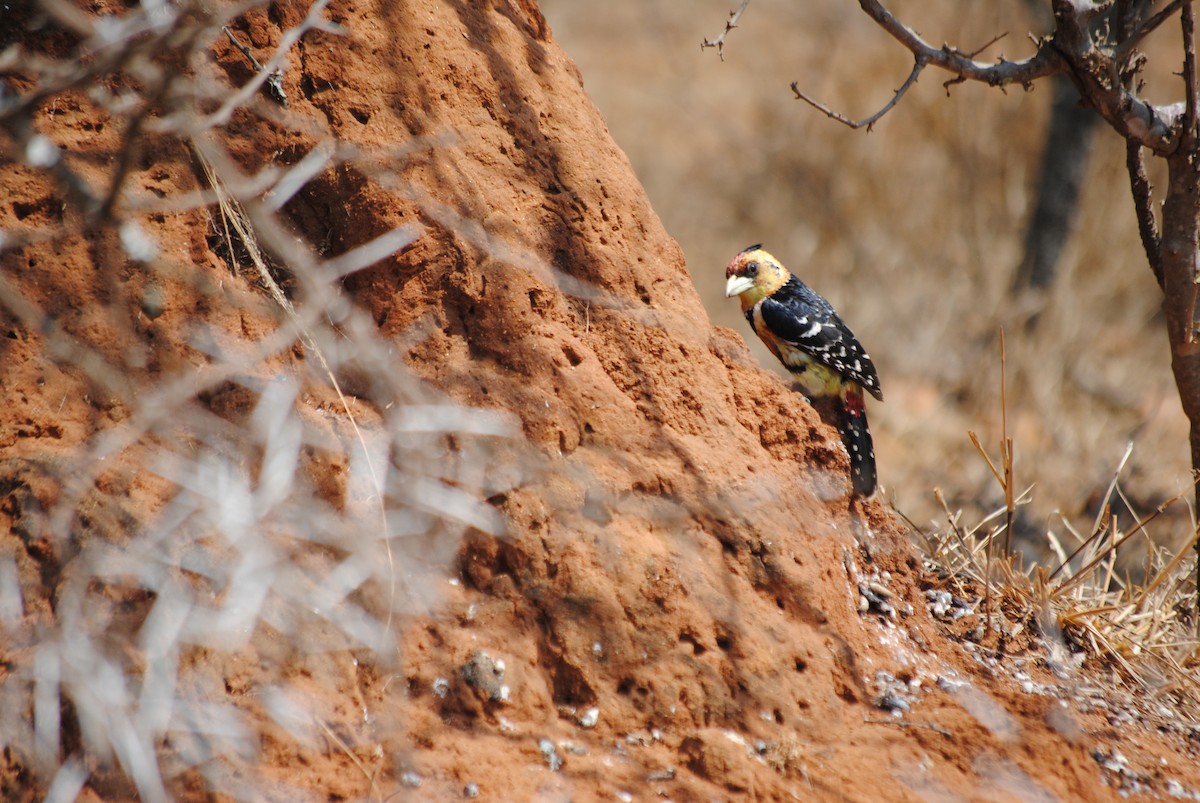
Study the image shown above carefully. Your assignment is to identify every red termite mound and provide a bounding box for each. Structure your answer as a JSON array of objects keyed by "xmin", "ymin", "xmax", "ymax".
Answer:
[{"xmin": 1, "ymin": 1, "xmax": 1196, "ymax": 799}]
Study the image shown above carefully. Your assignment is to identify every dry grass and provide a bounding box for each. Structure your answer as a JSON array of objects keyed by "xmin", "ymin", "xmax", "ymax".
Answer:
[{"xmin": 910, "ymin": 401, "xmax": 1200, "ymax": 725}]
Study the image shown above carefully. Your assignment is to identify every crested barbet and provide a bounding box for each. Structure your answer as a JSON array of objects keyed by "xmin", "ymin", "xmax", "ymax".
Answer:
[{"xmin": 725, "ymin": 244, "xmax": 883, "ymax": 496}]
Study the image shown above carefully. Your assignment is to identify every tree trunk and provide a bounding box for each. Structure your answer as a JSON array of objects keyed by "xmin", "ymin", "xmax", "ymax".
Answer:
[
  {"xmin": 1161, "ymin": 148, "xmax": 1200, "ymax": 518},
  {"xmin": 1013, "ymin": 75, "xmax": 1099, "ymax": 291}
]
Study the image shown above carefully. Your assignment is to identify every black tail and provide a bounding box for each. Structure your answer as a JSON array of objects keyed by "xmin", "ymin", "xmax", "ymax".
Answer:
[{"xmin": 838, "ymin": 393, "xmax": 876, "ymax": 497}]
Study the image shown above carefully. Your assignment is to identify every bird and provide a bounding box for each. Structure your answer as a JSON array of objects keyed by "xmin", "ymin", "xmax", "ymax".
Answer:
[{"xmin": 725, "ymin": 244, "xmax": 883, "ymax": 496}]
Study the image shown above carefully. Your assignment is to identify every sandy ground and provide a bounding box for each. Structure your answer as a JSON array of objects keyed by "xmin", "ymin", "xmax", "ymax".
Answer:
[{"xmin": 1, "ymin": 0, "xmax": 1198, "ymax": 800}]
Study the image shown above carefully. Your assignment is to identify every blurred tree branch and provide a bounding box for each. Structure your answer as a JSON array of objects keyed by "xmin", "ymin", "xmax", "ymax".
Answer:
[
  {"xmin": 701, "ymin": 1, "xmax": 751, "ymax": 60},
  {"xmin": 790, "ymin": 56, "xmax": 928, "ymax": 132}
]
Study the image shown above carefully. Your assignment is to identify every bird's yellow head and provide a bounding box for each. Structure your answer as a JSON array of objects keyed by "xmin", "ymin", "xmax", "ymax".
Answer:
[{"xmin": 724, "ymin": 244, "xmax": 789, "ymax": 308}]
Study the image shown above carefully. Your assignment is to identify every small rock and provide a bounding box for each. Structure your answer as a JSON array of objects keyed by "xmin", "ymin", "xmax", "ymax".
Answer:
[
  {"xmin": 461, "ymin": 651, "xmax": 508, "ymax": 702},
  {"xmin": 875, "ymin": 692, "xmax": 910, "ymax": 713},
  {"xmin": 539, "ymin": 738, "xmax": 563, "ymax": 771},
  {"xmin": 858, "ymin": 583, "xmax": 894, "ymax": 616}
]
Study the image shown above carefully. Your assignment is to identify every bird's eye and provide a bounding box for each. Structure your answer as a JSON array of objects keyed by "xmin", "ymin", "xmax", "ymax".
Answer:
[{"xmin": 746, "ymin": 262, "xmax": 759, "ymax": 277}]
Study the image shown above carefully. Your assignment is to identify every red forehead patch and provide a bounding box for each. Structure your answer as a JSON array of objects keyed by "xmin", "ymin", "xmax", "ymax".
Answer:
[
  {"xmin": 725, "ymin": 253, "xmax": 746, "ymax": 279},
  {"xmin": 726, "ymin": 246, "xmax": 761, "ymax": 278}
]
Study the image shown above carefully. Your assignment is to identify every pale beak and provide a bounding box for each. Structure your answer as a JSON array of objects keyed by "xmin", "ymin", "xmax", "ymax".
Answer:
[{"xmin": 725, "ymin": 274, "xmax": 756, "ymax": 298}]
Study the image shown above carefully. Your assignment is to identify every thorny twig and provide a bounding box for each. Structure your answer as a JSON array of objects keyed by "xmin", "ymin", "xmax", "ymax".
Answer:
[
  {"xmin": 963, "ymin": 32, "xmax": 1009, "ymax": 60},
  {"xmin": 189, "ymin": 1, "xmax": 337, "ymax": 132},
  {"xmin": 857, "ymin": 0, "xmax": 1060, "ymax": 88},
  {"xmin": 941, "ymin": 32, "xmax": 1010, "ymax": 92},
  {"xmin": 701, "ymin": 0, "xmax": 751, "ymax": 60},
  {"xmin": 831, "ymin": 0, "xmax": 1181, "ymax": 152},
  {"xmin": 790, "ymin": 24, "xmax": 1016, "ymax": 131},
  {"xmin": 223, "ymin": 25, "xmax": 288, "ymax": 105},
  {"xmin": 791, "ymin": 56, "xmax": 928, "ymax": 132},
  {"xmin": 1184, "ymin": 2, "xmax": 1198, "ymax": 142},
  {"xmin": 1126, "ymin": 140, "xmax": 1165, "ymax": 288},
  {"xmin": 1114, "ymin": 0, "xmax": 1186, "ymax": 66}
]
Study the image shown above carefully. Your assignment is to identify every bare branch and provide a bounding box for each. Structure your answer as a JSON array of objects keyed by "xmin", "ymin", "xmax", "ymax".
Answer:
[
  {"xmin": 843, "ymin": 0, "xmax": 1182, "ymax": 152},
  {"xmin": 1081, "ymin": 0, "xmax": 1117, "ymax": 22},
  {"xmin": 941, "ymin": 32, "xmax": 1010, "ymax": 94},
  {"xmin": 1186, "ymin": 2, "xmax": 1200, "ymax": 344},
  {"xmin": 1114, "ymin": 0, "xmax": 1185, "ymax": 66},
  {"xmin": 791, "ymin": 56, "xmax": 928, "ymax": 131},
  {"xmin": 98, "ymin": 62, "xmax": 184, "ymax": 221},
  {"xmin": 943, "ymin": 74, "xmax": 968, "ymax": 94},
  {"xmin": 1187, "ymin": 283, "xmax": 1200, "ymax": 345},
  {"xmin": 962, "ymin": 32, "xmax": 1009, "ymax": 60},
  {"xmin": 96, "ymin": 103, "xmax": 153, "ymax": 221},
  {"xmin": 1183, "ymin": 1, "xmax": 1198, "ymax": 142},
  {"xmin": 223, "ymin": 25, "xmax": 288, "ymax": 106},
  {"xmin": 1125, "ymin": 140, "xmax": 1164, "ymax": 288},
  {"xmin": 1115, "ymin": 0, "xmax": 1147, "ymax": 44},
  {"xmin": 701, "ymin": 0, "xmax": 751, "ymax": 60},
  {"xmin": 856, "ymin": 0, "xmax": 1062, "ymax": 87}
]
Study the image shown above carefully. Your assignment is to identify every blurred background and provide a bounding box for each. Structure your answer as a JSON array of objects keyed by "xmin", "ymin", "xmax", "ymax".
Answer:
[{"xmin": 541, "ymin": 0, "xmax": 1193, "ymax": 552}]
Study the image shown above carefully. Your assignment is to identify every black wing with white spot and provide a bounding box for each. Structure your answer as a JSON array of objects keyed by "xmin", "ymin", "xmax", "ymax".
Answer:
[{"xmin": 758, "ymin": 279, "xmax": 883, "ymax": 400}]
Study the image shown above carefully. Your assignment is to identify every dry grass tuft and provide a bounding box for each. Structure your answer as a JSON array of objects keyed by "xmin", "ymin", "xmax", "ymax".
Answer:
[{"xmin": 910, "ymin": 420, "xmax": 1200, "ymax": 726}]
